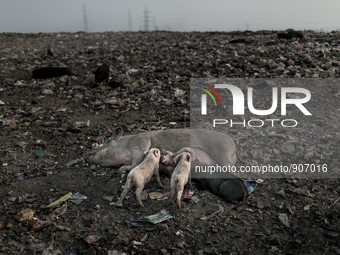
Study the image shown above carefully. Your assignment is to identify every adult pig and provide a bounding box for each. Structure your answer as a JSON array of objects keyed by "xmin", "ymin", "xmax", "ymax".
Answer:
[{"xmin": 86, "ymin": 128, "xmax": 247, "ymax": 203}]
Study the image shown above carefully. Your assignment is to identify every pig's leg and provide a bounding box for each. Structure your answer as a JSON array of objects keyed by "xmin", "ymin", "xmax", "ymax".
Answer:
[
  {"xmin": 188, "ymin": 176, "xmax": 192, "ymax": 189},
  {"xmin": 135, "ymin": 183, "xmax": 145, "ymax": 207},
  {"xmin": 117, "ymin": 179, "xmax": 132, "ymax": 204},
  {"xmin": 170, "ymin": 186, "xmax": 176, "ymax": 204},
  {"xmin": 118, "ymin": 152, "xmax": 147, "ymax": 174},
  {"xmin": 118, "ymin": 165, "xmax": 133, "ymax": 174},
  {"xmin": 154, "ymin": 166, "xmax": 164, "ymax": 188},
  {"xmin": 177, "ymin": 187, "xmax": 184, "ymax": 209}
]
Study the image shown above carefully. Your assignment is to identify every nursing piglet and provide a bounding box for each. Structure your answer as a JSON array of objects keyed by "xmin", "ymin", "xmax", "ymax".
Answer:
[
  {"xmin": 117, "ymin": 148, "xmax": 163, "ymax": 207},
  {"xmin": 170, "ymin": 152, "xmax": 192, "ymax": 209}
]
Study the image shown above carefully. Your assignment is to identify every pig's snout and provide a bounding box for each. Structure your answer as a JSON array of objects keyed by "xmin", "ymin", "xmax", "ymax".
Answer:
[{"xmin": 84, "ymin": 150, "xmax": 96, "ymax": 163}]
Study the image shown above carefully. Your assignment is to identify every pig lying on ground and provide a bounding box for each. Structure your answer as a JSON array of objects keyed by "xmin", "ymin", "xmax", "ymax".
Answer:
[
  {"xmin": 86, "ymin": 128, "xmax": 247, "ymax": 203},
  {"xmin": 117, "ymin": 148, "xmax": 163, "ymax": 207},
  {"xmin": 170, "ymin": 152, "xmax": 192, "ymax": 209}
]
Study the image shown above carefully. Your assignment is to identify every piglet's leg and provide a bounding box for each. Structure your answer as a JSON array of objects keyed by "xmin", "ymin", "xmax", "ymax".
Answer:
[
  {"xmin": 170, "ymin": 188, "xmax": 176, "ymax": 204},
  {"xmin": 188, "ymin": 176, "xmax": 193, "ymax": 189},
  {"xmin": 117, "ymin": 165, "xmax": 133, "ymax": 174},
  {"xmin": 118, "ymin": 183, "xmax": 131, "ymax": 204},
  {"xmin": 154, "ymin": 166, "xmax": 164, "ymax": 188},
  {"xmin": 177, "ymin": 189, "xmax": 184, "ymax": 209},
  {"xmin": 135, "ymin": 184, "xmax": 145, "ymax": 207}
]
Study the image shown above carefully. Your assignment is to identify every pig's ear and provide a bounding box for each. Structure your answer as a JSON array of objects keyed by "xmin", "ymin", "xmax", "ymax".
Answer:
[
  {"xmin": 111, "ymin": 127, "xmax": 123, "ymax": 140},
  {"xmin": 154, "ymin": 149, "xmax": 160, "ymax": 157},
  {"xmin": 186, "ymin": 154, "xmax": 190, "ymax": 162},
  {"xmin": 144, "ymin": 151, "xmax": 148, "ymax": 156}
]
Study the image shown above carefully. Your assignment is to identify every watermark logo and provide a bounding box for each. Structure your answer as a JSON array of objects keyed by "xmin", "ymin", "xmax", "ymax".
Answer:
[{"xmin": 200, "ymin": 83, "xmax": 311, "ymax": 116}]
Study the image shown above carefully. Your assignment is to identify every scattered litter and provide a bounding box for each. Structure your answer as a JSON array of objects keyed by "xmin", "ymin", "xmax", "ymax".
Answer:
[
  {"xmin": 256, "ymin": 179, "xmax": 264, "ymax": 184},
  {"xmin": 66, "ymin": 159, "xmax": 78, "ymax": 168},
  {"xmin": 74, "ymin": 120, "xmax": 90, "ymax": 128},
  {"xmin": 126, "ymin": 217, "xmax": 148, "ymax": 228},
  {"xmin": 56, "ymin": 108, "xmax": 68, "ymax": 112},
  {"xmin": 278, "ymin": 213, "xmax": 290, "ymax": 227},
  {"xmin": 244, "ymin": 182, "xmax": 256, "ymax": 194},
  {"xmin": 108, "ymin": 251, "xmax": 127, "ymax": 255},
  {"xmin": 70, "ymin": 192, "xmax": 87, "ymax": 200},
  {"xmin": 148, "ymin": 192, "xmax": 171, "ymax": 200},
  {"xmin": 175, "ymin": 230, "xmax": 183, "ymax": 236},
  {"xmin": 141, "ymin": 234, "xmax": 147, "ymax": 242},
  {"xmin": 31, "ymin": 217, "xmax": 51, "ymax": 232},
  {"xmin": 131, "ymin": 241, "xmax": 144, "ymax": 246},
  {"xmin": 145, "ymin": 210, "xmax": 173, "ymax": 224},
  {"xmin": 181, "ymin": 190, "xmax": 194, "ymax": 201},
  {"xmin": 191, "ymin": 196, "xmax": 200, "ymax": 203},
  {"xmin": 41, "ymin": 234, "xmax": 61, "ymax": 255},
  {"xmin": 304, "ymin": 204, "xmax": 311, "ymax": 211},
  {"xmin": 84, "ymin": 235, "xmax": 102, "ymax": 244},
  {"xmin": 291, "ymin": 187, "xmax": 313, "ymax": 198},
  {"xmin": 15, "ymin": 208, "xmax": 34, "ymax": 222},
  {"xmin": 294, "ymin": 45, "xmax": 303, "ymax": 50},
  {"xmin": 47, "ymin": 192, "xmax": 73, "ymax": 208},
  {"xmin": 0, "ymin": 100, "xmax": 5, "ymax": 105},
  {"xmin": 49, "ymin": 202, "xmax": 67, "ymax": 218},
  {"xmin": 110, "ymin": 202, "xmax": 123, "ymax": 207},
  {"xmin": 34, "ymin": 150, "xmax": 48, "ymax": 158},
  {"xmin": 103, "ymin": 196, "xmax": 114, "ymax": 202},
  {"xmin": 63, "ymin": 252, "xmax": 75, "ymax": 255}
]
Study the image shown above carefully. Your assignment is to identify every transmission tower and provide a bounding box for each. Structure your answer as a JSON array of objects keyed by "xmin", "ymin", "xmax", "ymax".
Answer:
[
  {"xmin": 83, "ymin": 4, "xmax": 89, "ymax": 32},
  {"xmin": 144, "ymin": 6, "xmax": 150, "ymax": 31},
  {"xmin": 128, "ymin": 9, "xmax": 132, "ymax": 31}
]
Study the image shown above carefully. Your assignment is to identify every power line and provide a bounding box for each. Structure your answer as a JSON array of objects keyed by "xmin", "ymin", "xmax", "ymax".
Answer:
[
  {"xmin": 156, "ymin": 9, "xmax": 340, "ymax": 17},
  {"xmin": 83, "ymin": 4, "xmax": 89, "ymax": 33}
]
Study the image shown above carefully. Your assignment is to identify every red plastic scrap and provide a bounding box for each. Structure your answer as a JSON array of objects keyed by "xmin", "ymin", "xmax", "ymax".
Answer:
[
  {"xmin": 49, "ymin": 202, "xmax": 67, "ymax": 218},
  {"xmin": 30, "ymin": 217, "xmax": 51, "ymax": 232},
  {"xmin": 181, "ymin": 190, "xmax": 194, "ymax": 201}
]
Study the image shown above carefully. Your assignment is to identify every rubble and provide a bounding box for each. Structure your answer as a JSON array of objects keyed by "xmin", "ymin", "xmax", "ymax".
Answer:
[{"xmin": 0, "ymin": 30, "xmax": 339, "ymax": 255}]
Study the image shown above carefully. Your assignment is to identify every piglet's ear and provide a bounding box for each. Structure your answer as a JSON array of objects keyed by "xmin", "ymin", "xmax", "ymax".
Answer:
[
  {"xmin": 154, "ymin": 149, "xmax": 160, "ymax": 157},
  {"xmin": 144, "ymin": 151, "xmax": 148, "ymax": 156}
]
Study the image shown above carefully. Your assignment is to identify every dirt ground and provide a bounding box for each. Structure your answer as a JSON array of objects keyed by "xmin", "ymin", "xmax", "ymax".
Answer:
[{"xmin": 0, "ymin": 31, "xmax": 340, "ymax": 255}]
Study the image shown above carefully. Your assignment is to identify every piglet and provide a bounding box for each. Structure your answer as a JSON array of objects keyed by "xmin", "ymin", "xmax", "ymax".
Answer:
[
  {"xmin": 117, "ymin": 148, "xmax": 163, "ymax": 207},
  {"xmin": 170, "ymin": 152, "xmax": 192, "ymax": 209}
]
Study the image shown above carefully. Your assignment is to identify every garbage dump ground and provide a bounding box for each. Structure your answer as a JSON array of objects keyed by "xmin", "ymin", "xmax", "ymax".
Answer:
[{"xmin": 0, "ymin": 30, "xmax": 340, "ymax": 255}]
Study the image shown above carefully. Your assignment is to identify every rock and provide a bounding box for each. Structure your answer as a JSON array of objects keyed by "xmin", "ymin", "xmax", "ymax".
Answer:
[
  {"xmin": 177, "ymin": 242, "xmax": 185, "ymax": 249},
  {"xmin": 203, "ymin": 247, "xmax": 214, "ymax": 255},
  {"xmin": 250, "ymin": 149, "xmax": 263, "ymax": 159},
  {"xmin": 66, "ymin": 160, "xmax": 79, "ymax": 168},
  {"xmin": 15, "ymin": 208, "xmax": 34, "ymax": 222},
  {"xmin": 280, "ymin": 145, "xmax": 295, "ymax": 154},
  {"xmin": 160, "ymin": 249, "xmax": 167, "ymax": 255},
  {"xmin": 278, "ymin": 213, "xmax": 290, "ymax": 228},
  {"xmin": 85, "ymin": 247, "xmax": 96, "ymax": 255}
]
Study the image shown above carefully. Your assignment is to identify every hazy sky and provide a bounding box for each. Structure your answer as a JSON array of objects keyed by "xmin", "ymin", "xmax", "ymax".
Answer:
[{"xmin": 1, "ymin": 0, "xmax": 340, "ymax": 33}]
